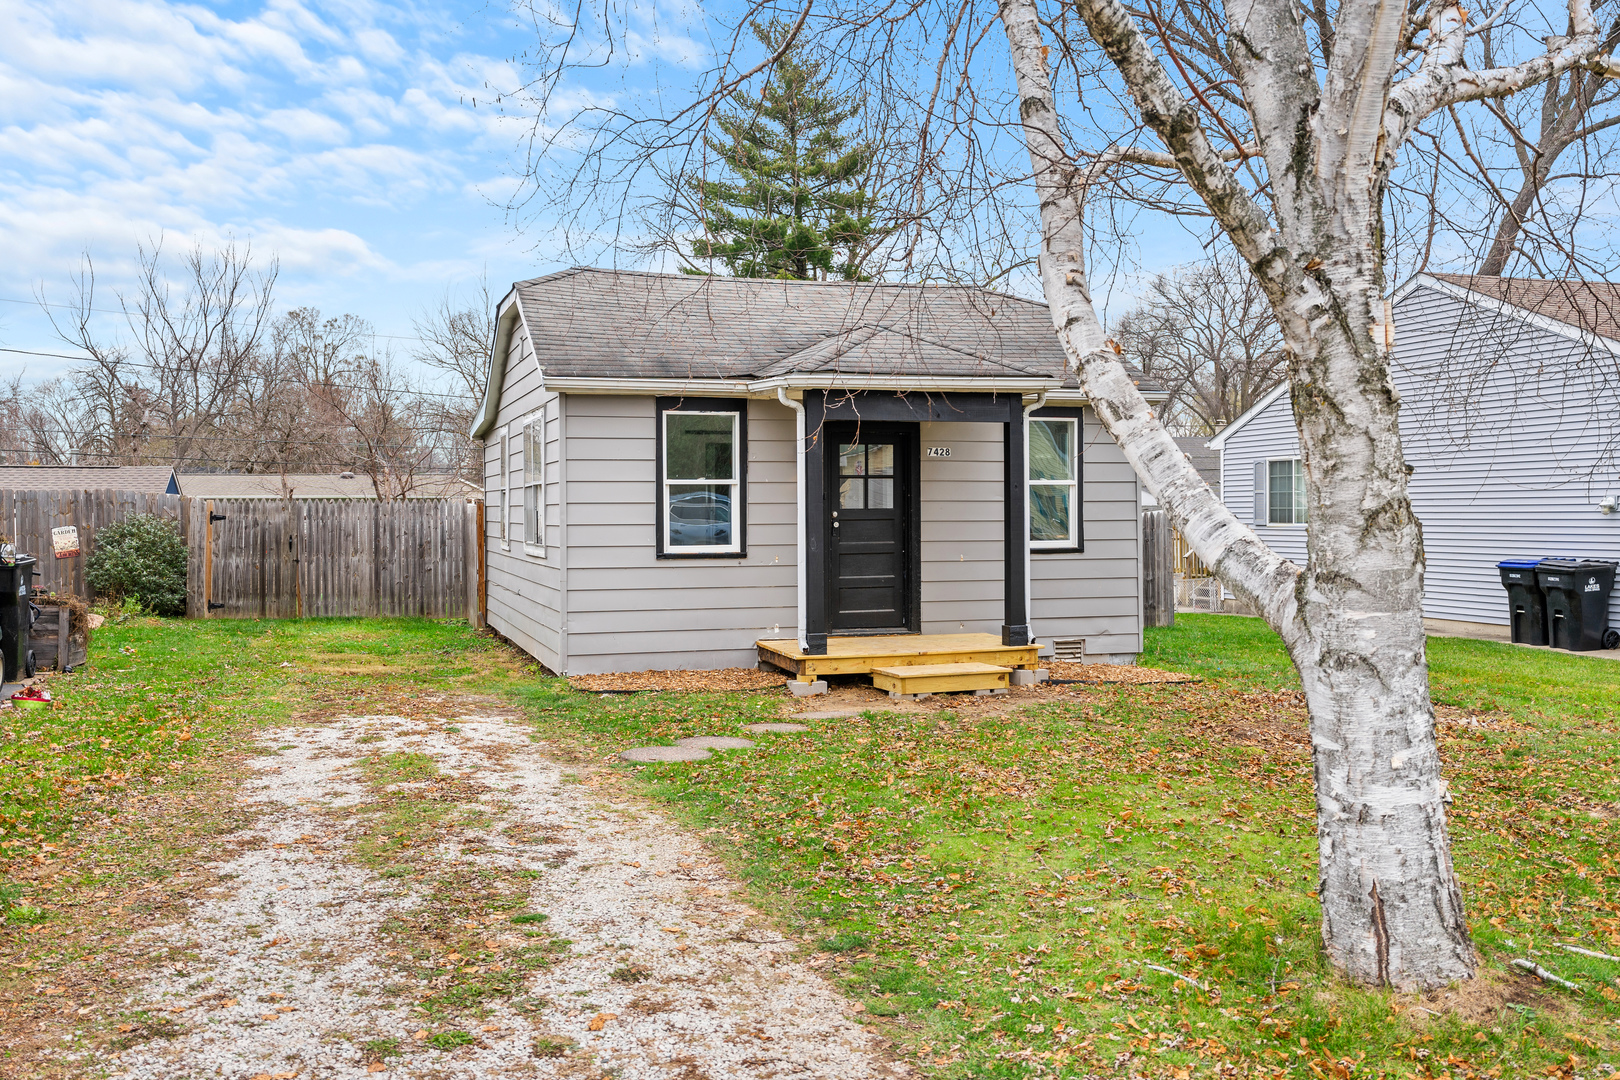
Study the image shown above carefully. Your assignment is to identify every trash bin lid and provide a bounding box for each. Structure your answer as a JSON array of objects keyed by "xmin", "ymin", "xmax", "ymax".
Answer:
[
  {"xmin": 1497, "ymin": 558, "xmax": 1544, "ymax": 569},
  {"xmin": 1538, "ymin": 557, "xmax": 1618, "ymax": 571}
]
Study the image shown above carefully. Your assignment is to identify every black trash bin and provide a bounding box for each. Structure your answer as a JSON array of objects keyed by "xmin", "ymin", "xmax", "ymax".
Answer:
[
  {"xmin": 1535, "ymin": 557, "xmax": 1619, "ymax": 652},
  {"xmin": 1497, "ymin": 558, "xmax": 1548, "ymax": 645},
  {"xmin": 0, "ymin": 553, "xmax": 38, "ymax": 682}
]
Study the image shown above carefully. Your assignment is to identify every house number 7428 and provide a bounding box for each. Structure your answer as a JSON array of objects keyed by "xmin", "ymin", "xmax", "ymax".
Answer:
[{"xmin": 926, "ymin": 446, "xmax": 951, "ymax": 457}]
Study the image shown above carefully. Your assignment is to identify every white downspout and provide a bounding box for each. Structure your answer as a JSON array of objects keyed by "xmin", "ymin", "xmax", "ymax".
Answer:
[
  {"xmin": 1022, "ymin": 391, "xmax": 1048, "ymax": 641},
  {"xmin": 778, "ymin": 387, "xmax": 808, "ymax": 650}
]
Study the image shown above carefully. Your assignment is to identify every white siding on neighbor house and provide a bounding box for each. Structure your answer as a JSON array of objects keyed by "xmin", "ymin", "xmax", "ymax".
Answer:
[
  {"xmin": 482, "ymin": 318, "xmax": 565, "ymax": 672},
  {"xmin": 560, "ymin": 395, "xmax": 798, "ymax": 674},
  {"xmin": 1216, "ymin": 389, "xmax": 1309, "ymax": 567},
  {"xmin": 1217, "ymin": 283, "xmax": 1620, "ymax": 627}
]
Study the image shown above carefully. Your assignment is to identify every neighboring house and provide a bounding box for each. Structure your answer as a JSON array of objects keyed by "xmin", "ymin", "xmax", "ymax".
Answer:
[
  {"xmin": 1174, "ymin": 436, "xmax": 1221, "ymax": 496},
  {"xmin": 0, "ymin": 465, "xmax": 179, "ymax": 494},
  {"xmin": 1210, "ymin": 273, "xmax": 1620, "ymax": 634},
  {"xmin": 470, "ymin": 268, "xmax": 1164, "ymax": 676},
  {"xmin": 180, "ymin": 473, "xmax": 480, "ymax": 500}
]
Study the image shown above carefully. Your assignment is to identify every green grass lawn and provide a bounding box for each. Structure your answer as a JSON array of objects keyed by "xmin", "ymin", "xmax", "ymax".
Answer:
[
  {"xmin": 519, "ymin": 614, "xmax": 1620, "ymax": 1079},
  {"xmin": 5, "ymin": 613, "xmax": 1620, "ymax": 1079}
]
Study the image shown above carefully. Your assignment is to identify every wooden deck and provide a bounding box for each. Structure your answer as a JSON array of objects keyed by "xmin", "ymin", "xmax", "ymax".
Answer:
[{"xmin": 757, "ymin": 633, "xmax": 1040, "ymax": 684}]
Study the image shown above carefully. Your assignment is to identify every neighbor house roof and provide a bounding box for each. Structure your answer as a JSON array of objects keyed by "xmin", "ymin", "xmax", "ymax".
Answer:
[
  {"xmin": 179, "ymin": 473, "xmax": 480, "ymax": 499},
  {"xmin": 1425, "ymin": 274, "xmax": 1620, "ymax": 344},
  {"xmin": 473, "ymin": 268, "xmax": 1161, "ymax": 438},
  {"xmin": 0, "ymin": 465, "xmax": 179, "ymax": 494},
  {"xmin": 1174, "ymin": 437, "xmax": 1222, "ymax": 491}
]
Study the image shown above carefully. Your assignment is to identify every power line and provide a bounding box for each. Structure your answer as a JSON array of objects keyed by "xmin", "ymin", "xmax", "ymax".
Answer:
[
  {"xmin": 0, "ymin": 294, "xmax": 435, "ymax": 343},
  {"xmin": 0, "ymin": 347, "xmax": 480, "ymax": 402}
]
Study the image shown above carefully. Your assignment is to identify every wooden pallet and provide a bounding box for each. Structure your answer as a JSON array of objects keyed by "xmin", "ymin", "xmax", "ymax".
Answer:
[
  {"xmin": 757, "ymin": 633, "xmax": 1040, "ymax": 684},
  {"xmin": 870, "ymin": 662, "xmax": 1011, "ymax": 696}
]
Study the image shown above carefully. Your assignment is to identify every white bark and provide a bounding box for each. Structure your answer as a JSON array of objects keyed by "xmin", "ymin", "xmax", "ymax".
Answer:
[{"xmin": 998, "ymin": 0, "xmax": 1484, "ymax": 990}]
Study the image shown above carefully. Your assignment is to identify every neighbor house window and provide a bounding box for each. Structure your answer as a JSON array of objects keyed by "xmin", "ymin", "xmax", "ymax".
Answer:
[
  {"xmin": 522, "ymin": 412, "xmax": 544, "ymax": 554},
  {"xmin": 1029, "ymin": 415, "xmax": 1080, "ymax": 550},
  {"xmin": 657, "ymin": 398, "xmax": 746, "ymax": 557},
  {"xmin": 1267, "ymin": 458, "xmax": 1307, "ymax": 525}
]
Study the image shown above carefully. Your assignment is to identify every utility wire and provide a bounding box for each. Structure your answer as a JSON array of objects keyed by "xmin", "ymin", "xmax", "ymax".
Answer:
[
  {"xmin": 0, "ymin": 347, "xmax": 480, "ymax": 402},
  {"xmin": 0, "ymin": 295, "xmax": 434, "ymax": 343}
]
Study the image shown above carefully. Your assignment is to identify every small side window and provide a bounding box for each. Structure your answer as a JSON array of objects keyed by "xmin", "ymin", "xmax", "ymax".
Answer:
[
  {"xmin": 522, "ymin": 413, "xmax": 544, "ymax": 554},
  {"xmin": 1267, "ymin": 459, "xmax": 1307, "ymax": 525}
]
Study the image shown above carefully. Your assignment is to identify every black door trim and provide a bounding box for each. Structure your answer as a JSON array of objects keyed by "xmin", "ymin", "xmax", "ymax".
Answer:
[{"xmin": 822, "ymin": 421, "xmax": 921, "ymax": 635}]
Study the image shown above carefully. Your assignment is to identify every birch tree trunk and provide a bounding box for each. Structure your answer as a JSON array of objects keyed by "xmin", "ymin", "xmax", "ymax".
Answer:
[{"xmin": 994, "ymin": 0, "xmax": 1620, "ymax": 990}]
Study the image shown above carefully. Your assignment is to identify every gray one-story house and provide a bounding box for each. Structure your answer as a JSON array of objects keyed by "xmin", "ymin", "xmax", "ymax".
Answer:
[
  {"xmin": 470, "ymin": 268, "xmax": 1162, "ymax": 676},
  {"xmin": 1210, "ymin": 273, "xmax": 1620, "ymax": 636}
]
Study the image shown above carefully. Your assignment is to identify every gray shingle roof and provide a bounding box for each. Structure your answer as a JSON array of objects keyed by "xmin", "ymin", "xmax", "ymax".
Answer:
[
  {"xmin": 1428, "ymin": 274, "xmax": 1620, "ymax": 343},
  {"xmin": 1174, "ymin": 437, "xmax": 1221, "ymax": 491},
  {"xmin": 512, "ymin": 268, "xmax": 1153, "ymax": 385},
  {"xmin": 0, "ymin": 465, "xmax": 177, "ymax": 493}
]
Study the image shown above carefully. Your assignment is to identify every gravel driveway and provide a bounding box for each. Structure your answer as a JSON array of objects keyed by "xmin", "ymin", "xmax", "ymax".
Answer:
[{"xmin": 98, "ymin": 708, "xmax": 905, "ymax": 1080}]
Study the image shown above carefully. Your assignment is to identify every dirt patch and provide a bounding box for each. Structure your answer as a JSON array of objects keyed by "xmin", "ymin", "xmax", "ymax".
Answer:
[
  {"xmin": 1047, "ymin": 662, "xmax": 1200, "ymax": 684},
  {"xmin": 569, "ymin": 668, "xmax": 790, "ymax": 693},
  {"xmin": 1397, "ymin": 966, "xmax": 1556, "ymax": 1026}
]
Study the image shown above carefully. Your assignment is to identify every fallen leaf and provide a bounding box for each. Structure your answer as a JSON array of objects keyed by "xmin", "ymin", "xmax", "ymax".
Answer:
[
  {"xmin": 480, "ymin": 1024, "xmax": 499, "ymax": 1032},
  {"xmin": 117, "ymin": 1023, "xmax": 135, "ymax": 1033},
  {"xmin": 261, "ymin": 1012, "xmax": 278, "ymax": 1020},
  {"xmin": 219, "ymin": 998, "xmax": 238, "ymax": 1007},
  {"xmin": 445, "ymin": 952, "xmax": 462, "ymax": 962},
  {"xmin": 366, "ymin": 1066, "xmax": 386, "ymax": 1075},
  {"xmin": 660, "ymin": 926, "xmax": 681, "ymax": 934},
  {"xmin": 587, "ymin": 1012, "xmax": 618, "ymax": 1031},
  {"xmin": 413, "ymin": 1029, "xmax": 428, "ymax": 1041}
]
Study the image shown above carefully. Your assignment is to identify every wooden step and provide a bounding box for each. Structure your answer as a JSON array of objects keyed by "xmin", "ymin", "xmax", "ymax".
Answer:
[{"xmin": 870, "ymin": 662, "xmax": 1011, "ymax": 696}]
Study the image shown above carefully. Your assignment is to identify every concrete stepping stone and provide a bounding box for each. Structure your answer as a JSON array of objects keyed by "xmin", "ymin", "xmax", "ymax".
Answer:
[
  {"xmin": 621, "ymin": 745, "xmax": 713, "ymax": 763},
  {"xmin": 742, "ymin": 723, "xmax": 810, "ymax": 733},
  {"xmin": 676, "ymin": 736, "xmax": 756, "ymax": 750}
]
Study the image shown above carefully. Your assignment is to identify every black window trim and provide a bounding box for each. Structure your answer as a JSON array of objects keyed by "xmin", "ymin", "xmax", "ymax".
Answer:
[
  {"xmin": 1029, "ymin": 406, "xmax": 1085, "ymax": 555},
  {"xmin": 655, "ymin": 396, "xmax": 749, "ymax": 559}
]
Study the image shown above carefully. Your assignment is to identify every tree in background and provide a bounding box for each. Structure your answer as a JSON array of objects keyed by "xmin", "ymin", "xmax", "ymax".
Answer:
[
  {"xmin": 1114, "ymin": 254, "xmax": 1284, "ymax": 435},
  {"xmin": 412, "ymin": 281, "xmax": 496, "ymax": 481},
  {"xmin": 19, "ymin": 242, "xmax": 476, "ymax": 496},
  {"xmin": 685, "ymin": 21, "xmax": 882, "ymax": 280}
]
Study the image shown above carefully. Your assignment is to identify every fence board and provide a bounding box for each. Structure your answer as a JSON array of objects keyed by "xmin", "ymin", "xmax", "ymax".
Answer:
[{"xmin": 2, "ymin": 489, "xmax": 480, "ymax": 620}]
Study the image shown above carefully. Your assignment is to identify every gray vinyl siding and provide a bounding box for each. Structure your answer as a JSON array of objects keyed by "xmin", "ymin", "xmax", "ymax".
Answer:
[
  {"xmin": 560, "ymin": 395, "xmax": 797, "ymax": 674},
  {"xmin": 1217, "ymin": 283, "xmax": 1620, "ymax": 628},
  {"xmin": 1032, "ymin": 410, "xmax": 1145, "ymax": 657},
  {"xmin": 482, "ymin": 317, "xmax": 564, "ymax": 671},
  {"xmin": 919, "ymin": 421, "xmax": 1004, "ymax": 633},
  {"xmin": 1217, "ymin": 393, "xmax": 1309, "ymax": 566}
]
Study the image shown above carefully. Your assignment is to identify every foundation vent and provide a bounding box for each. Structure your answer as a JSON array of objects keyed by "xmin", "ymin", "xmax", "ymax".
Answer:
[{"xmin": 1050, "ymin": 637, "xmax": 1086, "ymax": 662}]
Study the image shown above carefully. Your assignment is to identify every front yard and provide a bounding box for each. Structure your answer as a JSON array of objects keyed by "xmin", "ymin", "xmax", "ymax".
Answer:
[{"xmin": 3, "ymin": 613, "xmax": 1620, "ymax": 1078}]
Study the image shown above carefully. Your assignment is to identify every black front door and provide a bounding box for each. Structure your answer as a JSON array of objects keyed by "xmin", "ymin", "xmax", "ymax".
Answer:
[{"xmin": 826, "ymin": 423, "xmax": 916, "ymax": 632}]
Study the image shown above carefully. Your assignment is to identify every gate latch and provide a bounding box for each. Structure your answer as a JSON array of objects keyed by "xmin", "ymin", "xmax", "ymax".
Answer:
[{"xmin": 210, "ymin": 512, "xmax": 228, "ymax": 523}]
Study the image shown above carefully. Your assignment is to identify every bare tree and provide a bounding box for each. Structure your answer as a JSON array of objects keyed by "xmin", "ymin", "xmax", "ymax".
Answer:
[
  {"xmin": 45, "ymin": 242, "xmax": 278, "ymax": 468},
  {"xmin": 1113, "ymin": 253, "xmax": 1283, "ymax": 434},
  {"xmin": 504, "ymin": 0, "xmax": 1620, "ymax": 989},
  {"xmin": 413, "ymin": 283, "xmax": 496, "ymax": 482}
]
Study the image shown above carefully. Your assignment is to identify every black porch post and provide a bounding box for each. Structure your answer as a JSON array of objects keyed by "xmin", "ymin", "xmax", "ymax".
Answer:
[
  {"xmin": 1002, "ymin": 395, "xmax": 1032, "ymax": 646},
  {"xmin": 803, "ymin": 390, "xmax": 828, "ymax": 654}
]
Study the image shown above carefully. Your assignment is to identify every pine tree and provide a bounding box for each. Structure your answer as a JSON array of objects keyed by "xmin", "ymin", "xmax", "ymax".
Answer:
[{"xmin": 687, "ymin": 23, "xmax": 881, "ymax": 280}]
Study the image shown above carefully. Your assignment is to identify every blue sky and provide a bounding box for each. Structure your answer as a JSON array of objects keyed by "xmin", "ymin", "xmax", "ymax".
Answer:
[{"xmin": 0, "ymin": 0, "xmax": 567, "ymax": 382}]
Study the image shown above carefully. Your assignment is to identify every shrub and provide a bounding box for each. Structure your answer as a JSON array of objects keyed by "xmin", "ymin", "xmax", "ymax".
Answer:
[{"xmin": 85, "ymin": 514, "xmax": 188, "ymax": 616}]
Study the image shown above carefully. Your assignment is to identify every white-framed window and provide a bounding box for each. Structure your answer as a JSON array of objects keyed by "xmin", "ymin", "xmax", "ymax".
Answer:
[
  {"xmin": 489, "ymin": 428, "xmax": 504, "ymax": 544},
  {"xmin": 1029, "ymin": 415, "xmax": 1080, "ymax": 550},
  {"xmin": 1260, "ymin": 458, "xmax": 1307, "ymax": 525},
  {"xmin": 498, "ymin": 425, "xmax": 511, "ymax": 549},
  {"xmin": 522, "ymin": 412, "xmax": 544, "ymax": 554},
  {"xmin": 657, "ymin": 400, "xmax": 745, "ymax": 557}
]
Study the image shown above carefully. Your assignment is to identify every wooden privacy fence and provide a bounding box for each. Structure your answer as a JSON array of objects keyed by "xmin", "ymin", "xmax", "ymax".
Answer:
[
  {"xmin": 1, "ymin": 489, "xmax": 482, "ymax": 622},
  {"xmin": 1141, "ymin": 508, "xmax": 1175, "ymax": 628}
]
